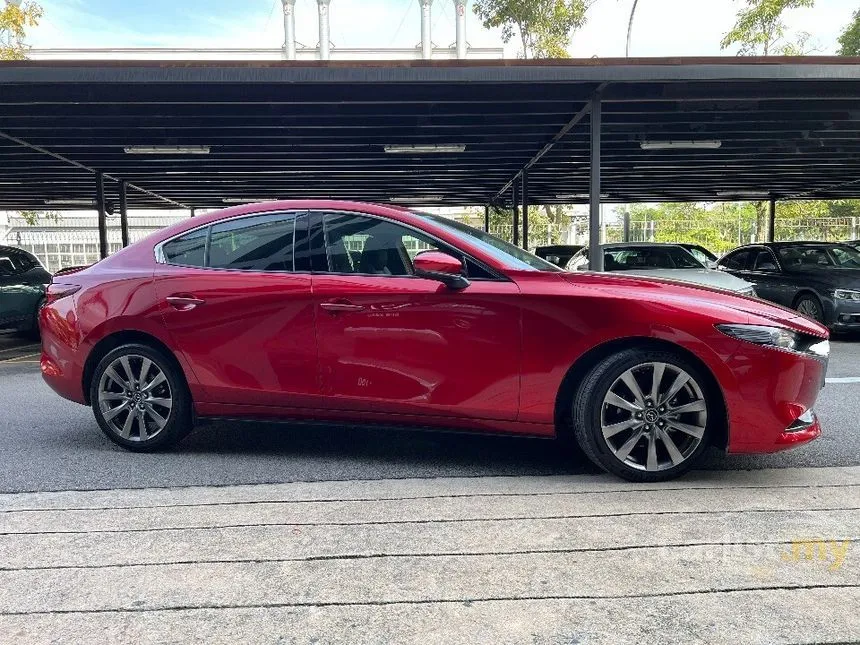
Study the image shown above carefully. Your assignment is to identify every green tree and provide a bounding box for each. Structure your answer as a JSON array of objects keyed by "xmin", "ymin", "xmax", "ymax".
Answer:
[
  {"xmin": 19, "ymin": 210, "xmax": 60, "ymax": 226},
  {"xmin": 472, "ymin": 0, "xmax": 592, "ymax": 58},
  {"xmin": 837, "ymin": 9, "xmax": 860, "ymax": 55},
  {"xmin": 721, "ymin": 0, "xmax": 814, "ymax": 56},
  {"xmin": 0, "ymin": 1, "xmax": 42, "ymax": 60}
]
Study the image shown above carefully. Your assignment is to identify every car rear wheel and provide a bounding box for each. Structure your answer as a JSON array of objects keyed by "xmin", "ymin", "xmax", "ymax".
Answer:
[
  {"xmin": 572, "ymin": 348, "xmax": 713, "ymax": 482},
  {"xmin": 795, "ymin": 294, "xmax": 824, "ymax": 324},
  {"xmin": 90, "ymin": 343, "xmax": 193, "ymax": 451}
]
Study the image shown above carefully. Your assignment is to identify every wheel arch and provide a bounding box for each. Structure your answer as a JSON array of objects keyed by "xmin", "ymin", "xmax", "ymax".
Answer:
[
  {"xmin": 82, "ymin": 330, "xmax": 187, "ymax": 406},
  {"xmin": 553, "ymin": 336, "xmax": 729, "ymax": 450}
]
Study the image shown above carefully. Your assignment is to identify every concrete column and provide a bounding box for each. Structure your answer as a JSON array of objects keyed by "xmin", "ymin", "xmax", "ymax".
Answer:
[
  {"xmin": 454, "ymin": 0, "xmax": 467, "ymax": 59},
  {"xmin": 282, "ymin": 0, "xmax": 297, "ymax": 60},
  {"xmin": 318, "ymin": 0, "xmax": 331, "ymax": 60},
  {"xmin": 419, "ymin": 0, "xmax": 432, "ymax": 60},
  {"xmin": 768, "ymin": 196, "xmax": 777, "ymax": 243},
  {"xmin": 96, "ymin": 172, "xmax": 108, "ymax": 259}
]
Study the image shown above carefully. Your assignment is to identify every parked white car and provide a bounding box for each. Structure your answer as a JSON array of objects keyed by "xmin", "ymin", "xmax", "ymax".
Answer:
[{"xmin": 566, "ymin": 243, "xmax": 756, "ymax": 296}]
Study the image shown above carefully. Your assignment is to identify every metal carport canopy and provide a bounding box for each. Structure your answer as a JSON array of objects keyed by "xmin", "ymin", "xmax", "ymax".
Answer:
[{"xmin": 1, "ymin": 57, "xmax": 860, "ymax": 212}]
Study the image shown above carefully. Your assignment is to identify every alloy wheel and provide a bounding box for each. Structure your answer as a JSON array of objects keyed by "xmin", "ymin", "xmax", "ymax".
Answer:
[
  {"xmin": 97, "ymin": 354, "xmax": 173, "ymax": 442},
  {"xmin": 797, "ymin": 298, "xmax": 822, "ymax": 321},
  {"xmin": 600, "ymin": 361, "xmax": 707, "ymax": 472}
]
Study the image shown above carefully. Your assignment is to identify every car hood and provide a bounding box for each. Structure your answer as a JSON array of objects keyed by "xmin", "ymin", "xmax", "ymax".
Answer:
[
  {"xmin": 606, "ymin": 268, "xmax": 752, "ymax": 292},
  {"xmin": 555, "ymin": 271, "xmax": 827, "ymax": 338}
]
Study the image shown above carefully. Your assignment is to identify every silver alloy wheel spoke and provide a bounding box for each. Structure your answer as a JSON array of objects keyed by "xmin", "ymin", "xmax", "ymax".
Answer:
[
  {"xmin": 104, "ymin": 367, "xmax": 129, "ymax": 391},
  {"xmin": 649, "ymin": 362, "xmax": 666, "ymax": 403},
  {"xmin": 620, "ymin": 371, "xmax": 646, "ymax": 407},
  {"xmin": 602, "ymin": 418, "xmax": 641, "ymax": 439},
  {"xmin": 605, "ymin": 391, "xmax": 642, "ymax": 413},
  {"xmin": 98, "ymin": 354, "xmax": 172, "ymax": 442},
  {"xmin": 646, "ymin": 432, "xmax": 658, "ymax": 471},
  {"xmin": 659, "ymin": 427, "xmax": 685, "ymax": 465},
  {"xmin": 615, "ymin": 428, "xmax": 645, "ymax": 462},
  {"xmin": 669, "ymin": 421, "xmax": 706, "ymax": 439},
  {"xmin": 601, "ymin": 362, "xmax": 707, "ymax": 472},
  {"xmin": 661, "ymin": 371, "xmax": 690, "ymax": 406}
]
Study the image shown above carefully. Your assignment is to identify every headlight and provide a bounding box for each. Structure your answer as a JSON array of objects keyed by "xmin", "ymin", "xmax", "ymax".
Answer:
[
  {"xmin": 834, "ymin": 289, "xmax": 860, "ymax": 301},
  {"xmin": 715, "ymin": 323, "xmax": 829, "ymax": 359},
  {"xmin": 716, "ymin": 324, "xmax": 798, "ymax": 350}
]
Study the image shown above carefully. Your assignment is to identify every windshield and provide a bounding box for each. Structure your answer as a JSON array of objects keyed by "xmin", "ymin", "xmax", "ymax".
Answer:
[
  {"xmin": 778, "ymin": 244, "xmax": 860, "ymax": 270},
  {"xmin": 568, "ymin": 245, "xmax": 705, "ymax": 271},
  {"xmin": 417, "ymin": 213, "xmax": 562, "ymax": 272}
]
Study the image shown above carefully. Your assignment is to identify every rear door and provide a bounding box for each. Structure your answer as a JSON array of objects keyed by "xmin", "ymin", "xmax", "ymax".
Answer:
[
  {"xmin": 310, "ymin": 210, "xmax": 522, "ymax": 422},
  {"xmin": 746, "ymin": 247, "xmax": 790, "ymax": 304},
  {"xmin": 154, "ymin": 211, "xmax": 321, "ymax": 408}
]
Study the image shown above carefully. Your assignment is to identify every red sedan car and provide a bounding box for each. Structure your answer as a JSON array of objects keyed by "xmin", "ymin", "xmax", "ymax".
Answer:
[{"xmin": 40, "ymin": 201, "xmax": 829, "ymax": 481}]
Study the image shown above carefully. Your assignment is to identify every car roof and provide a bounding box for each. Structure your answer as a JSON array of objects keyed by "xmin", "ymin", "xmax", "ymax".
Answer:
[
  {"xmin": 732, "ymin": 241, "xmax": 858, "ymax": 250},
  {"xmin": 595, "ymin": 242, "xmax": 688, "ymax": 249},
  {"xmin": 534, "ymin": 245, "xmax": 582, "ymax": 252}
]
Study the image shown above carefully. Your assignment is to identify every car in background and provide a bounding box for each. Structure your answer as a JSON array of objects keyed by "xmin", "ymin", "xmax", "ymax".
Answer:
[
  {"xmin": 718, "ymin": 241, "xmax": 860, "ymax": 330},
  {"xmin": 0, "ymin": 245, "xmax": 52, "ymax": 339},
  {"xmin": 40, "ymin": 200, "xmax": 829, "ymax": 482},
  {"xmin": 677, "ymin": 243, "xmax": 719, "ymax": 268},
  {"xmin": 534, "ymin": 244, "xmax": 584, "ymax": 267},
  {"xmin": 845, "ymin": 240, "xmax": 860, "ymax": 252},
  {"xmin": 566, "ymin": 243, "xmax": 756, "ymax": 296}
]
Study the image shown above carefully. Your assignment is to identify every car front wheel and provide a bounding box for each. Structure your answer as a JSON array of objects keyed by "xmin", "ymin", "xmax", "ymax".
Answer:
[
  {"xmin": 572, "ymin": 348, "xmax": 714, "ymax": 482},
  {"xmin": 90, "ymin": 343, "xmax": 193, "ymax": 451}
]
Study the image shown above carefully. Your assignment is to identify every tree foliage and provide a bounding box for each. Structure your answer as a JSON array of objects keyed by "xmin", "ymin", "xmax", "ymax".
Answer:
[
  {"xmin": 18, "ymin": 210, "xmax": 60, "ymax": 226},
  {"xmin": 472, "ymin": 0, "xmax": 591, "ymax": 58},
  {"xmin": 0, "ymin": 1, "xmax": 42, "ymax": 60},
  {"xmin": 838, "ymin": 9, "xmax": 860, "ymax": 56},
  {"xmin": 721, "ymin": 0, "xmax": 814, "ymax": 56}
]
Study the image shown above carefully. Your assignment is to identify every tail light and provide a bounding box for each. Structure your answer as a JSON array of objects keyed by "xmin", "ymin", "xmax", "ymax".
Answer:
[{"xmin": 44, "ymin": 283, "xmax": 81, "ymax": 306}]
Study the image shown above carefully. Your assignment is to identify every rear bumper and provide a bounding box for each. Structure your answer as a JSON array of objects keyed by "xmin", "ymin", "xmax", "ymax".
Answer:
[{"xmin": 39, "ymin": 302, "xmax": 87, "ymax": 405}]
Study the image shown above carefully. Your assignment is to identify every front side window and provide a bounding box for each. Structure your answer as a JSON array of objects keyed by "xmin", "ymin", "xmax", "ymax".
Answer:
[
  {"xmin": 208, "ymin": 213, "xmax": 296, "ymax": 272},
  {"xmin": 323, "ymin": 213, "xmax": 440, "ymax": 276},
  {"xmin": 721, "ymin": 249, "xmax": 752, "ymax": 271},
  {"xmin": 752, "ymin": 250, "xmax": 778, "ymax": 271}
]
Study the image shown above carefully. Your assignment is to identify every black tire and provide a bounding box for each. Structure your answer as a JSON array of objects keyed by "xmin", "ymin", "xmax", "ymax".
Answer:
[
  {"xmin": 794, "ymin": 293, "xmax": 824, "ymax": 324},
  {"xmin": 572, "ymin": 348, "xmax": 715, "ymax": 482},
  {"xmin": 90, "ymin": 343, "xmax": 193, "ymax": 452}
]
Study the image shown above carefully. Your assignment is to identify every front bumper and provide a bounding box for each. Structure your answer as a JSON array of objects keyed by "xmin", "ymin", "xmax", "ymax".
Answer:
[
  {"xmin": 831, "ymin": 299, "xmax": 860, "ymax": 329},
  {"xmin": 723, "ymin": 340, "xmax": 826, "ymax": 454}
]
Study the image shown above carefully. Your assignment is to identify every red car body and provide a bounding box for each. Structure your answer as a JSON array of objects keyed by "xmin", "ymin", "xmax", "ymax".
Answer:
[{"xmin": 40, "ymin": 201, "xmax": 827, "ymax": 466}]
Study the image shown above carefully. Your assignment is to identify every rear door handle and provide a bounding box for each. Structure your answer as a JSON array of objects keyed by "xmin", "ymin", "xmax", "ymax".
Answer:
[
  {"xmin": 320, "ymin": 300, "xmax": 366, "ymax": 314},
  {"xmin": 166, "ymin": 295, "xmax": 206, "ymax": 310}
]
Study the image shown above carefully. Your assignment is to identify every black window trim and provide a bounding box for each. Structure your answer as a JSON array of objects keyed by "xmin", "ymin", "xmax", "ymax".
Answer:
[
  {"xmin": 749, "ymin": 246, "xmax": 782, "ymax": 273},
  {"xmin": 154, "ymin": 209, "xmax": 309, "ymax": 274},
  {"xmin": 309, "ymin": 209, "xmax": 509, "ymax": 283}
]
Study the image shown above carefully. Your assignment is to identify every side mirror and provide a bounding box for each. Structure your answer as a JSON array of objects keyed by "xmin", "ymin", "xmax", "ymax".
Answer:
[{"xmin": 413, "ymin": 250, "xmax": 470, "ymax": 290}]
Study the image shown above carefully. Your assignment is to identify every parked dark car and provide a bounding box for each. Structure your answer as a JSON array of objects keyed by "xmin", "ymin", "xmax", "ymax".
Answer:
[
  {"xmin": 677, "ymin": 243, "xmax": 719, "ymax": 268},
  {"xmin": 718, "ymin": 242, "xmax": 860, "ymax": 330},
  {"xmin": 0, "ymin": 245, "xmax": 52, "ymax": 338},
  {"xmin": 534, "ymin": 244, "xmax": 583, "ymax": 267}
]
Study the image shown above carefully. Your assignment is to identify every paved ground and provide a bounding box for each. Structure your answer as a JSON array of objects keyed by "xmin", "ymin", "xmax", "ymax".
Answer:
[
  {"xmin": 0, "ymin": 467, "xmax": 857, "ymax": 644},
  {"xmin": 1, "ymin": 332, "xmax": 859, "ymax": 493}
]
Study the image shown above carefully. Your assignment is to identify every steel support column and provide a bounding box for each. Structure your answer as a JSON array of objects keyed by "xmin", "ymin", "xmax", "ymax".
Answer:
[
  {"xmin": 190, "ymin": 207, "xmax": 196, "ymax": 218},
  {"xmin": 512, "ymin": 180, "xmax": 519, "ymax": 247},
  {"xmin": 768, "ymin": 196, "xmax": 777, "ymax": 242},
  {"xmin": 522, "ymin": 171, "xmax": 529, "ymax": 250},
  {"xmin": 96, "ymin": 172, "xmax": 108, "ymax": 259},
  {"xmin": 484, "ymin": 204, "xmax": 489, "ymax": 232},
  {"xmin": 622, "ymin": 210, "xmax": 631, "ymax": 242},
  {"xmin": 588, "ymin": 95, "xmax": 603, "ymax": 271},
  {"xmin": 119, "ymin": 180, "xmax": 129, "ymax": 248}
]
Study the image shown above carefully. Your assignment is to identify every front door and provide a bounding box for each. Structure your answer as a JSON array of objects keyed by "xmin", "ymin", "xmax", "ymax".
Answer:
[
  {"xmin": 310, "ymin": 211, "xmax": 521, "ymax": 421},
  {"xmin": 154, "ymin": 211, "xmax": 320, "ymax": 408}
]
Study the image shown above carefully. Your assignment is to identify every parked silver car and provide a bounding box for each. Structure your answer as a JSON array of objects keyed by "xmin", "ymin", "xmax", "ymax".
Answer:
[{"xmin": 566, "ymin": 243, "xmax": 756, "ymax": 295}]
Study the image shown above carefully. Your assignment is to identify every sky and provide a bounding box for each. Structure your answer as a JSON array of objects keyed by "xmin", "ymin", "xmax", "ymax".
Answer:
[{"xmin": 27, "ymin": 0, "xmax": 859, "ymax": 58}]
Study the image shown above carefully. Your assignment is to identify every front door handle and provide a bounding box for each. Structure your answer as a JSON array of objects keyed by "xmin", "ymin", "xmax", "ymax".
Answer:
[
  {"xmin": 166, "ymin": 295, "xmax": 206, "ymax": 310},
  {"xmin": 320, "ymin": 300, "xmax": 366, "ymax": 314}
]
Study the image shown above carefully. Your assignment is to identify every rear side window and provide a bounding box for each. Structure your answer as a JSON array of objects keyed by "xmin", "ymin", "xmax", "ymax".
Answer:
[
  {"xmin": 162, "ymin": 228, "xmax": 207, "ymax": 267},
  {"xmin": 208, "ymin": 213, "xmax": 296, "ymax": 272}
]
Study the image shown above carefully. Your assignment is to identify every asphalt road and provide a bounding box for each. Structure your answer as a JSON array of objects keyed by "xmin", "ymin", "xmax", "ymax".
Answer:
[{"xmin": 1, "ymin": 332, "xmax": 858, "ymax": 493}]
